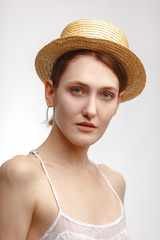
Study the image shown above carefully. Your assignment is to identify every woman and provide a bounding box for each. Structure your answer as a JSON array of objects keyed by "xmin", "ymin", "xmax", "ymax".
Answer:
[{"xmin": 0, "ymin": 19, "xmax": 146, "ymax": 239}]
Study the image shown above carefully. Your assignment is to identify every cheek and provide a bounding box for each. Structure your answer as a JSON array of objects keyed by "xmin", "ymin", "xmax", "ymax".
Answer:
[
  {"xmin": 99, "ymin": 103, "xmax": 119, "ymax": 127},
  {"xmin": 54, "ymin": 93, "xmax": 79, "ymax": 121}
]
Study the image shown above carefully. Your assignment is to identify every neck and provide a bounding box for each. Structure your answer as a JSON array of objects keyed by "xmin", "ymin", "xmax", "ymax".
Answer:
[{"xmin": 38, "ymin": 123, "xmax": 90, "ymax": 170}]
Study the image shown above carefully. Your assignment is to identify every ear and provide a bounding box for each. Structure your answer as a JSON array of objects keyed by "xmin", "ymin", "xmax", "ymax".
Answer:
[
  {"xmin": 119, "ymin": 90, "xmax": 125, "ymax": 103},
  {"xmin": 45, "ymin": 79, "xmax": 55, "ymax": 107},
  {"xmin": 113, "ymin": 91, "xmax": 125, "ymax": 116}
]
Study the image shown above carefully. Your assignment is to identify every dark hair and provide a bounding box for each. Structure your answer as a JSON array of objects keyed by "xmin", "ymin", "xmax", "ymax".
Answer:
[{"xmin": 51, "ymin": 49, "xmax": 128, "ymax": 93}]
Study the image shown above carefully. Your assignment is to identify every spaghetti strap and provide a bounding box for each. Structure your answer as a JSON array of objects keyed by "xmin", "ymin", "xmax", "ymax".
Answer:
[
  {"xmin": 94, "ymin": 163, "xmax": 124, "ymax": 213},
  {"xmin": 29, "ymin": 149, "xmax": 61, "ymax": 211},
  {"xmin": 28, "ymin": 152, "xmax": 129, "ymax": 240}
]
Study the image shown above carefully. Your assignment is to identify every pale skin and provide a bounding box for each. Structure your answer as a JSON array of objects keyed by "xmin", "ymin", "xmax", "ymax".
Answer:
[{"xmin": 0, "ymin": 55, "xmax": 125, "ymax": 240}]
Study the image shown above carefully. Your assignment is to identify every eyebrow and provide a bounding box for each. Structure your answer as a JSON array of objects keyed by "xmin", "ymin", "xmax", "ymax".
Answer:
[{"xmin": 67, "ymin": 81, "xmax": 118, "ymax": 92}]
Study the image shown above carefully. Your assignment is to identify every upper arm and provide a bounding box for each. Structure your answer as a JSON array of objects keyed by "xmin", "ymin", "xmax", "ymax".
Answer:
[
  {"xmin": 99, "ymin": 164, "xmax": 126, "ymax": 204},
  {"xmin": 0, "ymin": 157, "xmax": 36, "ymax": 240}
]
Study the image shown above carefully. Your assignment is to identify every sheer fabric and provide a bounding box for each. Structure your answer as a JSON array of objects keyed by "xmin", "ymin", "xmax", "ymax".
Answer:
[{"xmin": 30, "ymin": 150, "xmax": 131, "ymax": 240}]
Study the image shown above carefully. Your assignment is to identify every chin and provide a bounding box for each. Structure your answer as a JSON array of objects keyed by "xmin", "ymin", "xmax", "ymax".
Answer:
[
  {"xmin": 56, "ymin": 124, "xmax": 104, "ymax": 148},
  {"xmin": 67, "ymin": 135, "xmax": 102, "ymax": 148}
]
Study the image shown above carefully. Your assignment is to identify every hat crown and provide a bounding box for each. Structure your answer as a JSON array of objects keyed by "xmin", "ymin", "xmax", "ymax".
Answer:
[{"xmin": 61, "ymin": 19, "xmax": 129, "ymax": 49}]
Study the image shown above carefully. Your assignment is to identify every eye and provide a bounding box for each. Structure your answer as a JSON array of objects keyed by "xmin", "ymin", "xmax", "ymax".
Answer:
[
  {"xmin": 72, "ymin": 87, "xmax": 83, "ymax": 94},
  {"xmin": 102, "ymin": 92, "xmax": 113, "ymax": 99}
]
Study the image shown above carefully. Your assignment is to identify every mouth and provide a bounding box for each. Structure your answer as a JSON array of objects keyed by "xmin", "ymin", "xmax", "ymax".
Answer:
[
  {"xmin": 75, "ymin": 122, "xmax": 97, "ymax": 132},
  {"xmin": 76, "ymin": 122, "xmax": 97, "ymax": 133},
  {"xmin": 76, "ymin": 122, "xmax": 96, "ymax": 128}
]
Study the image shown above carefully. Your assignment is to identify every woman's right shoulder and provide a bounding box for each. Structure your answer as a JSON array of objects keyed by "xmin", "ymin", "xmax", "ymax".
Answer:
[
  {"xmin": 0, "ymin": 155, "xmax": 41, "ymax": 239},
  {"xmin": 0, "ymin": 155, "xmax": 38, "ymax": 186}
]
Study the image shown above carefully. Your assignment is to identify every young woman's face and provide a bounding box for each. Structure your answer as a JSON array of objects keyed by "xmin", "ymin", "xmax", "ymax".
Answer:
[{"xmin": 53, "ymin": 55, "xmax": 123, "ymax": 147}]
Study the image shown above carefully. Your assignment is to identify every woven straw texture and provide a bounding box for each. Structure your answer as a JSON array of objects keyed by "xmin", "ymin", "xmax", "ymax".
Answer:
[{"xmin": 35, "ymin": 19, "xmax": 146, "ymax": 101}]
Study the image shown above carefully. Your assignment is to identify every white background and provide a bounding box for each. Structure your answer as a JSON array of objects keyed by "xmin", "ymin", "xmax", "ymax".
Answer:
[{"xmin": 0, "ymin": 0, "xmax": 160, "ymax": 239}]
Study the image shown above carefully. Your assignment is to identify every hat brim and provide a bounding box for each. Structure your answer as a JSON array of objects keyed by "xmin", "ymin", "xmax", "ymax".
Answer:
[{"xmin": 35, "ymin": 36, "xmax": 146, "ymax": 102}]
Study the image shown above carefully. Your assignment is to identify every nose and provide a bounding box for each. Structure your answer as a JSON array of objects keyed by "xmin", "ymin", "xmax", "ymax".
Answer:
[{"xmin": 82, "ymin": 95, "xmax": 97, "ymax": 120}]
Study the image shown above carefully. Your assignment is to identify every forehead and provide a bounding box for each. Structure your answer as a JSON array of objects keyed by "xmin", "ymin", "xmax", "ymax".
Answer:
[{"xmin": 59, "ymin": 54, "xmax": 119, "ymax": 89}]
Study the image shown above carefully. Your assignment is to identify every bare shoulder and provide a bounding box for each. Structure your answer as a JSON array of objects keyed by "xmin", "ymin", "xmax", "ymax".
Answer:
[
  {"xmin": 0, "ymin": 155, "xmax": 38, "ymax": 186},
  {"xmin": 0, "ymin": 155, "xmax": 41, "ymax": 239},
  {"xmin": 98, "ymin": 164, "xmax": 126, "ymax": 203}
]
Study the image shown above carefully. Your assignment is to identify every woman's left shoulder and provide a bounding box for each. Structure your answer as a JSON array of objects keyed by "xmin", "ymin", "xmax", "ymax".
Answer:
[{"xmin": 98, "ymin": 164, "xmax": 126, "ymax": 203}]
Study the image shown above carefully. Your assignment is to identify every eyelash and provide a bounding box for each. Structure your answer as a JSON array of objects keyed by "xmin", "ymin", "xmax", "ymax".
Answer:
[
  {"xmin": 101, "ymin": 92, "xmax": 113, "ymax": 99},
  {"xmin": 71, "ymin": 87, "xmax": 83, "ymax": 95},
  {"xmin": 71, "ymin": 87, "xmax": 114, "ymax": 100}
]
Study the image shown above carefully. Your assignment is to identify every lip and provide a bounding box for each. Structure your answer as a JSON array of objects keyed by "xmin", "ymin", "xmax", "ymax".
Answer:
[
  {"xmin": 76, "ymin": 122, "xmax": 96, "ymax": 132},
  {"xmin": 77, "ymin": 122, "xmax": 96, "ymax": 128}
]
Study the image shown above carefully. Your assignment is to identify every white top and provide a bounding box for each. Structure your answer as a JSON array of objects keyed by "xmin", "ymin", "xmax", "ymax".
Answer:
[{"xmin": 30, "ymin": 149, "xmax": 131, "ymax": 240}]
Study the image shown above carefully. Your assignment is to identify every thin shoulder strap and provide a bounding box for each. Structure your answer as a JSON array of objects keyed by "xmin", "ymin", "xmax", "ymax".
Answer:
[
  {"xmin": 29, "ymin": 149, "xmax": 61, "ymax": 211},
  {"xmin": 94, "ymin": 163, "xmax": 123, "ymax": 213}
]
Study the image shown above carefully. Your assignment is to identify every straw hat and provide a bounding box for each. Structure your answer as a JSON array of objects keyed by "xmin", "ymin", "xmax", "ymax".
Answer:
[{"xmin": 35, "ymin": 19, "xmax": 146, "ymax": 102}]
